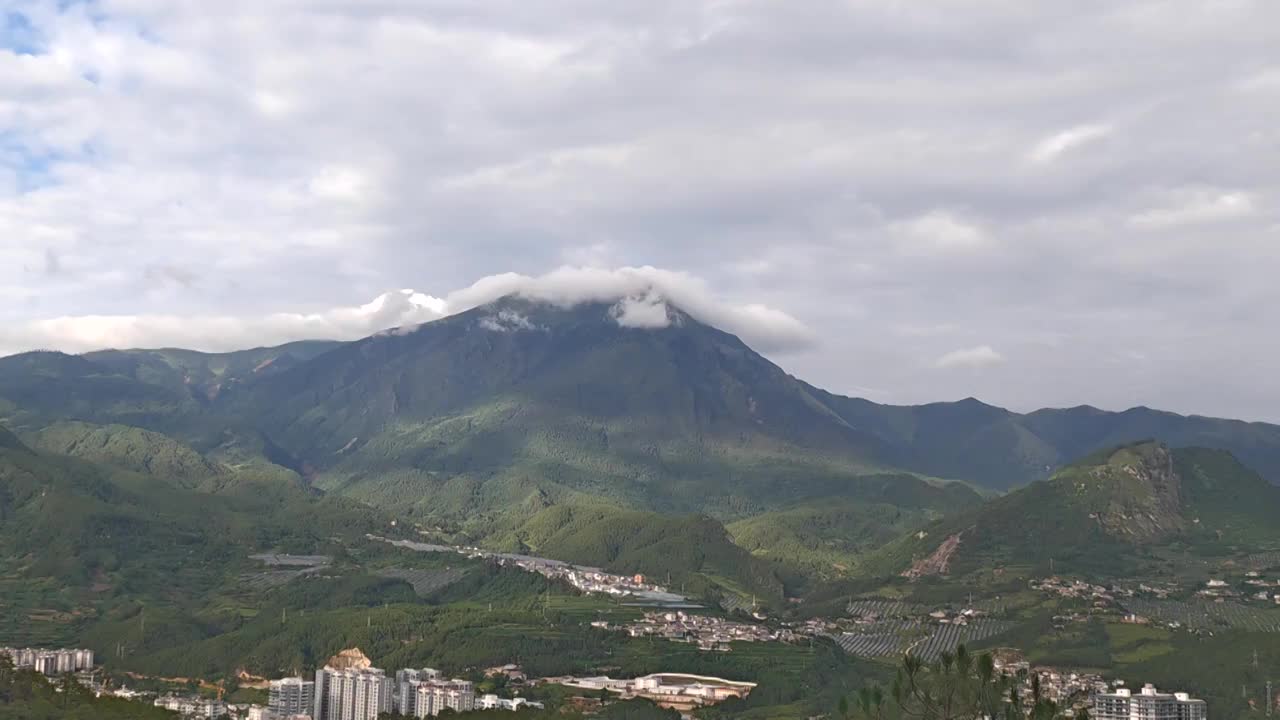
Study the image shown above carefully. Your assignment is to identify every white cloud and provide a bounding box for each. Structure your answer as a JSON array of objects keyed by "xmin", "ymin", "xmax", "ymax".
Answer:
[
  {"xmin": 4, "ymin": 289, "xmax": 448, "ymax": 355},
  {"xmin": 441, "ymin": 266, "xmax": 817, "ymax": 352},
  {"xmin": 478, "ymin": 309, "xmax": 538, "ymax": 332},
  {"xmin": 1128, "ymin": 190, "xmax": 1256, "ymax": 229},
  {"xmin": 0, "ymin": 267, "xmax": 815, "ymax": 355},
  {"xmin": 933, "ymin": 345, "xmax": 1006, "ymax": 370},
  {"xmin": 891, "ymin": 211, "xmax": 991, "ymax": 254},
  {"xmin": 1028, "ymin": 124, "xmax": 1112, "ymax": 163},
  {"xmin": 610, "ymin": 293, "xmax": 672, "ymax": 329},
  {"xmin": 2, "ymin": 0, "xmax": 1280, "ymax": 420}
]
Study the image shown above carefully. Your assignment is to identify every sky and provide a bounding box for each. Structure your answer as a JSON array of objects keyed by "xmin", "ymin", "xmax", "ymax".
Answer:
[{"xmin": 2, "ymin": 0, "xmax": 1279, "ymax": 421}]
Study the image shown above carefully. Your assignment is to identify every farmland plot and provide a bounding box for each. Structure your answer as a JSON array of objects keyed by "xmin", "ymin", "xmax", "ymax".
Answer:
[{"xmin": 1121, "ymin": 599, "xmax": 1280, "ymax": 633}]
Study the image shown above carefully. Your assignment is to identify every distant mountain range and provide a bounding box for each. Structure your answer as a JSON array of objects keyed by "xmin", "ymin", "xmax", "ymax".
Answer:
[
  {"xmin": 3, "ymin": 293, "xmax": 1280, "ymax": 595},
  {"xmin": 4, "ymin": 295, "xmax": 1279, "ymax": 495}
]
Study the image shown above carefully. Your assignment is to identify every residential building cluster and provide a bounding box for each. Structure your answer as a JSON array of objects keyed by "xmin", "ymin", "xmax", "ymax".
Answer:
[
  {"xmin": 598, "ymin": 610, "xmax": 793, "ymax": 651},
  {"xmin": 478, "ymin": 694, "xmax": 544, "ymax": 711},
  {"xmin": 376, "ymin": 536, "xmax": 687, "ymax": 603},
  {"xmin": 0, "ymin": 646, "xmax": 94, "ymax": 675},
  {"xmin": 154, "ymin": 694, "xmax": 229, "ymax": 719},
  {"xmin": 924, "ymin": 607, "xmax": 989, "ymax": 625},
  {"xmin": 1201, "ymin": 573, "xmax": 1280, "ymax": 603},
  {"xmin": 1092, "ymin": 684, "xmax": 1207, "ymax": 720},
  {"xmin": 299, "ymin": 660, "xmax": 536, "ymax": 720},
  {"xmin": 1031, "ymin": 577, "xmax": 1123, "ymax": 608},
  {"xmin": 993, "ymin": 655, "xmax": 1108, "ymax": 711}
]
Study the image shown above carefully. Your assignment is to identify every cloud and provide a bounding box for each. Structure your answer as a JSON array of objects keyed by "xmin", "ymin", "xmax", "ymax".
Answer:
[
  {"xmin": 1128, "ymin": 190, "xmax": 1256, "ymax": 229},
  {"xmin": 3, "ymin": 289, "xmax": 449, "ymax": 354},
  {"xmin": 441, "ymin": 266, "xmax": 816, "ymax": 352},
  {"xmin": 0, "ymin": 267, "xmax": 814, "ymax": 355},
  {"xmin": 610, "ymin": 293, "xmax": 672, "ymax": 329},
  {"xmin": 891, "ymin": 211, "xmax": 991, "ymax": 254},
  {"xmin": 933, "ymin": 345, "xmax": 1006, "ymax": 370},
  {"xmin": 1028, "ymin": 124, "xmax": 1112, "ymax": 163},
  {"xmin": 2, "ymin": 0, "xmax": 1280, "ymax": 421},
  {"xmin": 43, "ymin": 248, "xmax": 61, "ymax": 275},
  {"xmin": 477, "ymin": 309, "xmax": 538, "ymax": 332}
]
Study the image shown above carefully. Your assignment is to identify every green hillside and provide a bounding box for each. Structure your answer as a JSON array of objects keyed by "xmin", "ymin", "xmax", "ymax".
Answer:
[
  {"xmin": 24, "ymin": 421, "xmax": 223, "ymax": 489},
  {"xmin": 489, "ymin": 501, "xmax": 787, "ymax": 601},
  {"xmin": 728, "ymin": 500, "xmax": 944, "ymax": 580},
  {"xmin": 0, "ymin": 423, "xmax": 393, "ymax": 649},
  {"xmin": 84, "ymin": 341, "xmax": 341, "ymax": 402},
  {"xmin": 864, "ymin": 442, "xmax": 1280, "ymax": 579}
]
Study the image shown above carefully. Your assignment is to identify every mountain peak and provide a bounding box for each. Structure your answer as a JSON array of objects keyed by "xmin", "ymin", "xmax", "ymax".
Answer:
[
  {"xmin": 1048, "ymin": 440, "xmax": 1184, "ymax": 542},
  {"xmin": 466, "ymin": 291, "xmax": 694, "ymax": 335}
]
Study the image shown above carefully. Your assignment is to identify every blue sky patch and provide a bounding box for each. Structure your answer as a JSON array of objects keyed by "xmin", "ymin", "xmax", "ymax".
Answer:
[{"xmin": 2, "ymin": 11, "xmax": 44, "ymax": 55}]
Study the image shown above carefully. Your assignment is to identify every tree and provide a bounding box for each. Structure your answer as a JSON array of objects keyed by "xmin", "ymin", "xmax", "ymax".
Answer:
[
  {"xmin": 0, "ymin": 654, "xmax": 15, "ymax": 702},
  {"xmin": 854, "ymin": 646, "xmax": 1075, "ymax": 720},
  {"xmin": 60, "ymin": 672, "xmax": 86, "ymax": 708}
]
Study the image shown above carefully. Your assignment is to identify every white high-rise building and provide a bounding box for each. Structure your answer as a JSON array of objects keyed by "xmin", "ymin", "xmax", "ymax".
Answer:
[
  {"xmin": 1092, "ymin": 684, "xmax": 1207, "ymax": 720},
  {"xmin": 270, "ymin": 677, "xmax": 316, "ymax": 717},
  {"xmin": 393, "ymin": 672, "xmax": 475, "ymax": 718},
  {"xmin": 0, "ymin": 647, "xmax": 94, "ymax": 676},
  {"xmin": 395, "ymin": 668, "xmax": 443, "ymax": 716},
  {"xmin": 421, "ymin": 680, "xmax": 474, "ymax": 716},
  {"xmin": 313, "ymin": 666, "xmax": 392, "ymax": 720}
]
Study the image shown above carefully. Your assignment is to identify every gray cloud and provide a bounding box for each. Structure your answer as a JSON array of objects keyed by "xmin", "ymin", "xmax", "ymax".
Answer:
[{"xmin": 0, "ymin": 0, "xmax": 1278, "ymax": 420}]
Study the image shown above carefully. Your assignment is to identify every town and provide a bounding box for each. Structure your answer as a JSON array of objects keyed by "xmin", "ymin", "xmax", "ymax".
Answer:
[
  {"xmin": 595, "ymin": 610, "xmax": 794, "ymax": 651},
  {"xmin": 374, "ymin": 536, "xmax": 690, "ymax": 604},
  {"xmin": 4, "ymin": 638, "xmax": 1220, "ymax": 720}
]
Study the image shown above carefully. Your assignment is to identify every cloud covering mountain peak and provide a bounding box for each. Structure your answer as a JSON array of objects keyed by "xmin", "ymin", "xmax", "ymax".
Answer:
[{"xmin": 0, "ymin": 266, "xmax": 816, "ymax": 357}]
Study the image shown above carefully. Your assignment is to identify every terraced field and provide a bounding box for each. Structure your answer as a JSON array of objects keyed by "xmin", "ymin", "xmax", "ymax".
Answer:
[
  {"xmin": 846, "ymin": 600, "xmax": 926, "ymax": 617},
  {"xmin": 906, "ymin": 620, "xmax": 1015, "ymax": 661},
  {"xmin": 720, "ymin": 594, "xmax": 759, "ymax": 614},
  {"xmin": 239, "ymin": 566, "xmax": 327, "ymax": 588},
  {"xmin": 1245, "ymin": 552, "xmax": 1280, "ymax": 570},
  {"xmin": 834, "ymin": 619, "xmax": 1014, "ymax": 662},
  {"xmin": 834, "ymin": 620, "xmax": 924, "ymax": 657},
  {"xmin": 1121, "ymin": 599, "xmax": 1280, "ymax": 632}
]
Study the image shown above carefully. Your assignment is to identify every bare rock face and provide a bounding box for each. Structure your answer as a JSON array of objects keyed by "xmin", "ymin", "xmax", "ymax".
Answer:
[
  {"xmin": 325, "ymin": 647, "xmax": 372, "ymax": 670},
  {"xmin": 1089, "ymin": 443, "xmax": 1186, "ymax": 542},
  {"xmin": 902, "ymin": 532, "xmax": 963, "ymax": 578}
]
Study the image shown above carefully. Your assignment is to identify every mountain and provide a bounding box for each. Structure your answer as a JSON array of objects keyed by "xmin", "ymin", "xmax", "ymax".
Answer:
[
  {"xmin": 5, "ymin": 294, "xmax": 1280, "ymax": 507},
  {"xmin": 812, "ymin": 390, "xmax": 1280, "ymax": 489},
  {"xmin": 224, "ymin": 297, "xmax": 926, "ymax": 522},
  {"xmin": 0, "ymin": 342, "xmax": 341, "ymax": 432},
  {"xmin": 84, "ymin": 341, "xmax": 342, "ymax": 402},
  {"xmin": 867, "ymin": 442, "xmax": 1280, "ymax": 578}
]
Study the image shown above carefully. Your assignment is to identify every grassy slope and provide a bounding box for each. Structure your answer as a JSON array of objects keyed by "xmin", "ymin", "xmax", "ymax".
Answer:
[
  {"xmin": 486, "ymin": 501, "xmax": 787, "ymax": 602},
  {"xmin": 859, "ymin": 443, "xmax": 1280, "ymax": 580},
  {"xmin": 727, "ymin": 500, "xmax": 941, "ymax": 580},
  {"xmin": 24, "ymin": 421, "xmax": 223, "ymax": 489}
]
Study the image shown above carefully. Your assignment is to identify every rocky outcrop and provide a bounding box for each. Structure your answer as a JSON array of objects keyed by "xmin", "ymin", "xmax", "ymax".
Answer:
[{"xmin": 325, "ymin": 647, "xmax": 372, "ymax": 670}]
